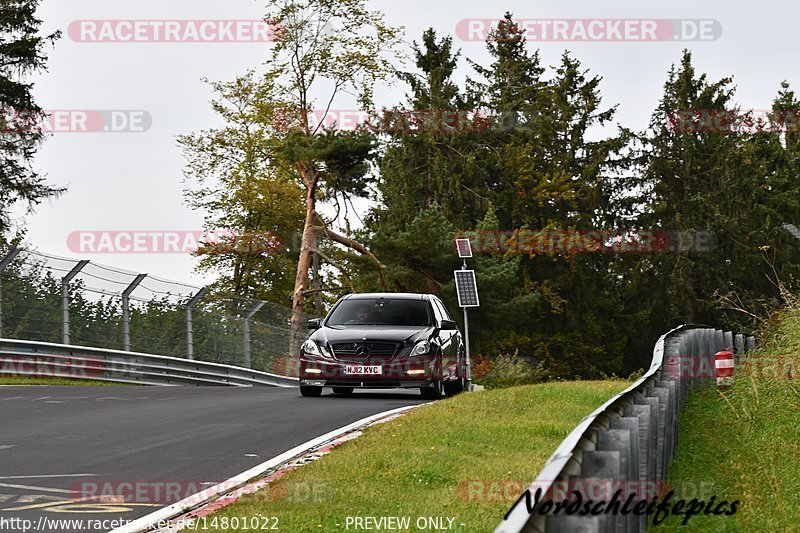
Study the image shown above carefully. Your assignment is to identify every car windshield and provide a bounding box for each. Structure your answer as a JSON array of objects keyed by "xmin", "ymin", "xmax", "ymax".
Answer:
[{"xmin": 326, "ymin": 298, "xmax": 433, "ymax": 327}]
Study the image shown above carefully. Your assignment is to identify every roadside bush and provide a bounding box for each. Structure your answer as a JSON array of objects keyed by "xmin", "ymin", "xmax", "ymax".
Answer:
[
  {"xmin": 470, "ymin": 355, "xmax": 493, "ymax": 381},
  {"xmin": 477, "ymin": 350, "xmax": 550, "ymax": 389}
]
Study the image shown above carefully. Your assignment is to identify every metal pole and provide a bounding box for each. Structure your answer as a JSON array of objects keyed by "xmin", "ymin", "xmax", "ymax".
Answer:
[
  {"xmin": 461, "ymin": 257, "xmax": 472, "ymax": 392},
  {"xmin": 243, "ymin": 301, "xmax": 266, "ymax": 369},
  {"xmin": 464, "ymin": 307, "xmax": 472, "ymax": 392},
  {"xmin": 61, "ymin": 260, "xmax": 89, "ymax": 345},
  {"xmin": 0, "ymin": 247, "xmax": 22, "ymax": 338},
  {"xmin": 121, "ymin": 273, "xmax": 146, "ymax": 351},
  {"xmin": 185, "ymin": 287, "xmax": 208, "ymax": 360}
]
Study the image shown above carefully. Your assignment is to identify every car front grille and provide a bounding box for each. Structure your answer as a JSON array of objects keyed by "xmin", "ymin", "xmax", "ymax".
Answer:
[{"xmin": 331, "ymin": 341, "xmax": 399, "ymax": 359}]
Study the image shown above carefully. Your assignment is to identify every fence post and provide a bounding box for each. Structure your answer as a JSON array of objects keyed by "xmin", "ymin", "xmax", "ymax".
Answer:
[
  {"xmin": 185, "ymin": 287, "xmax": 208, "ymax": 360},
  {"xmin": 243, "ymin": 301, "xmax": 266, "ymax": 369},
  {"xmin": 121, "ymin": 273, "xmax": 146, "ymax": 351},
  {"xmin": 0, "ymin": 247, "xmax": 22, "ymax": 338},
  {"xmin": 61, "ymin": 260, "xmax": 89, "ymax": 345}
]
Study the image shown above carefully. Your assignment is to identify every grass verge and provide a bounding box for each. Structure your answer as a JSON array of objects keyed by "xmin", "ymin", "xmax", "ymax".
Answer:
[
  {"xmin": 658, "ymin": 311, "xmax": 800, "ymax": 531},
  {"xmin": 197, "ymin": 381, "xmax": 629, "ymax": 532}
]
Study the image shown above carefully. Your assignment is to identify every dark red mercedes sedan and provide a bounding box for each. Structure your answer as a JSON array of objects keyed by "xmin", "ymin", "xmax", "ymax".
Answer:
[{"xmin": 299, "ymin": 293, "xmax": 467, "ymax": 399}]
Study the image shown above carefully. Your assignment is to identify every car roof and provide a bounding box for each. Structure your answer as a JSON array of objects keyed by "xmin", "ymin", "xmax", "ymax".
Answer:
[{"xmin": 344, "ymin": 292, "xmax": 430, "ymax": 301}]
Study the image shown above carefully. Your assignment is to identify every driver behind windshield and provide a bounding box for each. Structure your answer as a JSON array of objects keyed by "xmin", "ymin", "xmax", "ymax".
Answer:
[{"xmin": 355, "ymin": 304, "xmax": 371, "ymax": 322}]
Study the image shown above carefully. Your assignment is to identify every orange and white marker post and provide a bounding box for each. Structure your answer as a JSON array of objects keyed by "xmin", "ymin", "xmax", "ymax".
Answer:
[{"xmin": 715, "ymin": 350, "xmax": 735, "ymax": 386}]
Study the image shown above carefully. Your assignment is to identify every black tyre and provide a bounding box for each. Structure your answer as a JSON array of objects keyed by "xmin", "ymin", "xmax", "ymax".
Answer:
[
  {"xmin": 443, "ymin": 377, "xmax": 464, "ymax": 397},
  {"xmin": 420, "ymin": 379, "xmax": 444, "ymax": 399},
  {"xmin": 332, "ymin": 387, "xmax": 354, "ymax": 395},
  {"xmin": 300, "ymin": 385, "xmax": 323, "ymax": 397}
]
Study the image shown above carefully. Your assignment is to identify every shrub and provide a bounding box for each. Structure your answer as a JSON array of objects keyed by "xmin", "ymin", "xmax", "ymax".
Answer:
[
  {"xmin": 477, "ymin": 350, "xmax": 550, "ymax": 389},
  {"xmin": 471, "ymin": 355, "xmax": 493, "ymax": 380}
]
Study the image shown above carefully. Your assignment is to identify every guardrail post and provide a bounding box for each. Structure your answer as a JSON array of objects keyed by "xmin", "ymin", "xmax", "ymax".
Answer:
[
  {"xmin": 61, "ymin": 260, "xmax": 89, "ymax": 345},
  {"xmin": 598, "ymin": 427, "xmax": 635, "ymax": 532},
  {"xmin": 185, "ymin": 287, "xmax": 208, "ymax": 360},
  {"xmin": 635, "ymin": 395, "xmax": 659, "ymax": 482},
  {"xmin": 644, "ymin": 384, "xmax": 669, "ymax": 480},
  {"xmin": 243, "ymin": 301, "xmax": 266, "ymax": 369},
  {"xmin": 745, "ymin": 335, "xmax": 756, "ymax": 351},
  {"xmin": 545, "ymin": 514, "xmax": 600, "ymax": 532},
  {"xmin": 734, "ymin": 333, "xmax": 744, "ymax": 364},
  {"xmin": 703, "ymin": 329, "xmax": 715, "ymax": 381},
  {"xmin": 580, "ymin": 450, "xmax": 620, "ymax": 532},
  {"xmin": 0, "ymin": 247, "xmax": 22, "ymax": 338},
  {"xmin": 121, "ymin": 273, "xmax": 146, "ymax": 351}
]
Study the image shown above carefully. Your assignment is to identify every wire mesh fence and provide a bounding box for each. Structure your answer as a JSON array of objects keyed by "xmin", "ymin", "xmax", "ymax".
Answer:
[{"xmin": 0, "ymin": 246, "xmax": 309, "ymax": 376}]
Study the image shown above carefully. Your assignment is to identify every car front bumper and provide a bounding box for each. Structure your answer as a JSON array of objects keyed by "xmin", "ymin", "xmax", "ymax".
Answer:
[{"xmin": 299, "ymin": 354, "xmax": 440, "ymax": 389}]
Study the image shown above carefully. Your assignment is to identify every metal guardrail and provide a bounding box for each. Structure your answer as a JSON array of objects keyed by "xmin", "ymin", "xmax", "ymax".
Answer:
[
  {"xmin": 496, "ymin": 325, "xmax": 755, "ymax": 533},
  {"xmin": 0, "ymin": 338, "xmax": 298, "ymax": 388}
]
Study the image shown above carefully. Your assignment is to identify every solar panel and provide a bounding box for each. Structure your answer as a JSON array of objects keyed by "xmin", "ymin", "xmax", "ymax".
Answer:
[
  {"xmin": 455, "ymin": 238, "xmax": 473, "ymax": 258},
  {"xmin": 454, "ymin": 270, "xmax": 480, "ymax": 307}
]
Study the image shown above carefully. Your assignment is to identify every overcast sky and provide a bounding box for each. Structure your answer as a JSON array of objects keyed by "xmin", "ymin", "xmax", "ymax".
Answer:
[{"xmin": 14, "ymin": 0, "xmax": 797, "ymax": 286}]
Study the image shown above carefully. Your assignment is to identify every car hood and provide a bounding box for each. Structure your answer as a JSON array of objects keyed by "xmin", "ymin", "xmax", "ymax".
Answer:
[{"xmin": 313, "ymin": 325, "xmax": 432, "ymax": 346}]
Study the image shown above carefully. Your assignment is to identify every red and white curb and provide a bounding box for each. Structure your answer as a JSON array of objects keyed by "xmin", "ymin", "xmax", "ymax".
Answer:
[{"xmin": 110, "ymin": 403, "xmax": 426, "ymax": 533}]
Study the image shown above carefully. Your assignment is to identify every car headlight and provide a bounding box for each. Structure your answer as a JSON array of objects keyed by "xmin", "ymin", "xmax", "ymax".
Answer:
[
  {"xmin": 302, "ymin": 340, "xmax": 322, "ymax": 357},
  {"xmin": 410, "ymin": 340, "xmax": 429, "ymax": 357}
]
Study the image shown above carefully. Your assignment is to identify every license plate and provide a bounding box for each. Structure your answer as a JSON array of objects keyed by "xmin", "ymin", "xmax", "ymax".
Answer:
[{"xmin": 345, "ymin": 365, "xmax": 382, "ymax": 375}]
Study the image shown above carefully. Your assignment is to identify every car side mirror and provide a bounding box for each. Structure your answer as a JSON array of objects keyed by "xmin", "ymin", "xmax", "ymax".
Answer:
[
  {"xmin": 307, "ymin": 318, "xmax": 321, "ymax": 330},
  {"xmin": 440, "ymin": 319, "xmax": 457, "ymax": 330}
]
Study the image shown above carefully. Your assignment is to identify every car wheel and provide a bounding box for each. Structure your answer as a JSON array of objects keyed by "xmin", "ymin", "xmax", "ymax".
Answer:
[
  {"xmin": 420, "ymin": 379, "xmax": 444, "ymax": 400},
  {"xmin": 443, "ymin": 378, "xmax": 464, "ymax": 397},
  {"xmin": 300, "ymin": 385, "xmax": 323, "ymax": 397},
  {"xmin": 332, "ymin": 387, "xmax": 354, "ymax": 395}
]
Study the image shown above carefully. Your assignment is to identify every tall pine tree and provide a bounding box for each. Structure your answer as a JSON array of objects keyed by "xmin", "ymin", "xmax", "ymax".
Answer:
[{"xmin": 0, "ymin": 0, "xmax": 63, "ymax": 239}]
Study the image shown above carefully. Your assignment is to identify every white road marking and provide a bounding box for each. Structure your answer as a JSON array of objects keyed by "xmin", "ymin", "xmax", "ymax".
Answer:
[
  {"xmin": 0, "ymin": 474, "xmax": 96, "ymax": 480},
  {"xmin": 0, "ymin": 483, "xmax": 76, "ymax": 494},
  {"xmin": 0, "ymin": 445, "xmax": 17, "ymax": 451}
]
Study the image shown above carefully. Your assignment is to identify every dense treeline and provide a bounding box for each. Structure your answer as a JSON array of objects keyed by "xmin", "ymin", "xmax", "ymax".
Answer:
[
  {"xmin": 178, "ymin": 8, "xmax": 800, "ymax": 377},
  {"xmin": 349, "ymin": 15, "xmax": 800, "ymax": 376}
]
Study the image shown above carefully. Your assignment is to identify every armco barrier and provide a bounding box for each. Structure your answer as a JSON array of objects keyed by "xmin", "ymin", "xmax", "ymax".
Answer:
[
  {"xmin": 0, "ymin": 338, "xmax": 298, "ymax": 387},
  {"xmin": 496, "ymin": 326, "xmax": 755, "ymax": 533}
]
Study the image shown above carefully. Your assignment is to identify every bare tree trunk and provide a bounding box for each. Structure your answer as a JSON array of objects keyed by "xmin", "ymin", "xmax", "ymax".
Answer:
[
  {"xmin": 287, "ymin": 166, "xmax": 388, "ymax": 375},
  {"xmin": 289, "ymin": 179, "xmax": 317, "ymax": 374},
  {"xmin": 312, "ymin": 233, "xmax": 322, "ymax": 316}
]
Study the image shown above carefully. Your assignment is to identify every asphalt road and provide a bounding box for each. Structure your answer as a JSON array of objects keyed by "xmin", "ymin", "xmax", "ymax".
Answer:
[{"xmin": 0, "ymin": 386, "xmax": 427, "ymax": 532}]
